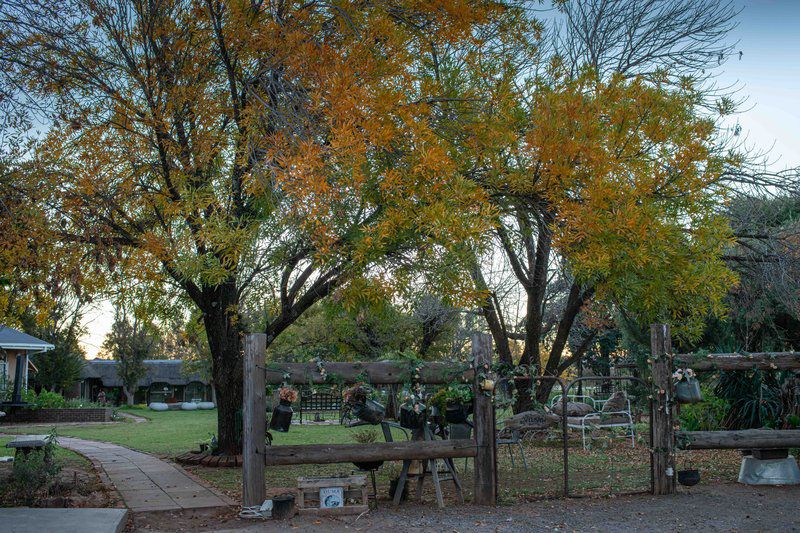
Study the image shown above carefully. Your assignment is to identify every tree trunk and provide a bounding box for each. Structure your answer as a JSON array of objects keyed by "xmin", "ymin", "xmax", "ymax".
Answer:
[
  {"xmin": 123, "ymin": 387, "xmax": 134, "ymax": 406},
  {"xmin": 203, "ymin": 282, "xmax": 244, "ymax": 455}
]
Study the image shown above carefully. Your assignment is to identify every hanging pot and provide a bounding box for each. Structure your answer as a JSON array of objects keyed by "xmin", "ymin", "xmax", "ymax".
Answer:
[
  {"xmin": 269, "ymin": 400, "xmax": 293, "ymax": 432},
  {"xmin": 445, "ymin": 402, "xmax": 470, "ymax": 424},
  {"xmin": 677, "ymin": 468, "xmax": 701, "ymax": 486},
  {"xmin": 352, "ymin": 399, "xmax": 385, "ymax": 425},
  {"xmin": 675, "ymin": 378, "xmax": 703, "ymax": 404},
  {"xmin": 400, "ymin": 404, "xmax": 425, "ymax": 429},
  {"xmin": 353, "ymin": 460, "xmax": 384, "ymax": 471}
]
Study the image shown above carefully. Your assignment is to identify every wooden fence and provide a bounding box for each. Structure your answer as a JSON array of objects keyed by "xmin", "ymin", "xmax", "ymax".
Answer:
[
  {"xmin": 242, "ymin": 332, "xmax": 498, "ymax": 508},
  {"xmin": 649, "ymin": 323, "xmax": 800, "ymax": 495}
]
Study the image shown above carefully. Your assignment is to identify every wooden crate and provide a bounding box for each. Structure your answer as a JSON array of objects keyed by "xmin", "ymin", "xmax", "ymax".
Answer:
[{"xmin": 296, "ymin": 475, "xmax": 368, "ymax": 516}]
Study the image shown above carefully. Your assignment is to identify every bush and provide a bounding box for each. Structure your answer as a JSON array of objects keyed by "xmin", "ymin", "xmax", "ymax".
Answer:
[
  {"xmin": 35, "ymin": 390, "xmax": 66, "ymax": 409},
  {"xmin": 679, "ymin": 385, "xmax": 728, "ymax": 431},
  {"xmin": 6, "ymin": 433, "xmax": 62, "ymax": 505},
  {"xmin": 63, "ymin": 398, "xmax": 103, "ymax": 409}
]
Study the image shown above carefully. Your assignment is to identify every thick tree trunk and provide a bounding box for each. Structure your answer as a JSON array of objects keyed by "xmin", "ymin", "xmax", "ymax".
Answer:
[
  {"xmin": 203, "ymin": 282, "xmax": 244, "ymax": 455},
  {"xmin": 123, "ymin": 387, "xmax": 134, "ymax": 406}
]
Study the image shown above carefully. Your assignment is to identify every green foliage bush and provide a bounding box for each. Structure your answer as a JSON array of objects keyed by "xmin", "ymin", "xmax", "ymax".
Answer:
[
  {"xmin": 35, "ymin": 390, "xmax": 66, "ymax": 409},
  {"xmin": 678, "ymin": 385, "xmax": 729, "ymax": 431},
  {"xmin": 5, "ymin": 434, "xmax": 62, "ymax": 506}
]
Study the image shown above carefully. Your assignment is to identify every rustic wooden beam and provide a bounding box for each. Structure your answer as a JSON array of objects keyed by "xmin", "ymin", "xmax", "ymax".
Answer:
[
  {"xmin": 263, "ymin": 361, "xmax": 473, "ymax": 385},
  {"xmin": 472, "ymin": 333, "xmax": 497, "ymax": 505},
  {"xmin": 677, "ymin": 429, "xmax": 800, "ymax": 450},
  {"xmin": 262, "ymin": 439, "xmax": 477, "ymax": 466},
  {"xmin": 650, "ymin": 324, "xmax": 676, "ymax": 495},
  {"xmin": 674, "ymin": 352, "xmax": 800, "ymax": 371},
  {"xmin": 242, "ymin": 333, "xmax": 267, "ymax": 507}
]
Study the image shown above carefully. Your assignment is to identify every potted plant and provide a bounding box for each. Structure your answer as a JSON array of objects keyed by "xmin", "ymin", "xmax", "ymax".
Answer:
[
  {"xmin": 399, "ymin": 391, "xmax": 426, "ymax": 430},
  {"xmin": 673, "ymin": 368, "xmax": 702, "ymax": 404},
  {"xmin": 351, "ymin": 428, "xmax": 384, "ymax": 471},
  {"xmin": 269, "ymin": 386, "xmax": 298, "ymax": 432},
  {"xmin": 431, "ymin": 384, "xmax": 474, "ymax": 425},
  {"xmin": 343, "ymin": 383, "xmax": 385, "ymax": 425}
]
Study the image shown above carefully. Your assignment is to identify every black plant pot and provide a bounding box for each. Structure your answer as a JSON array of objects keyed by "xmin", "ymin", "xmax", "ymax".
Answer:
[
  {"xmin": 353, "ymin": 399, "xmax": 385, "ymax": 425},
  {"xmin": 677, "ymin": 469, "xmax": 701, "ymax": 487},
  {"xmin": 269, "ymin": 400, "xmax": 293, "ymax": 432},
  {"xmin": 353, "ymin": 460, "xmax": 384, "ymax": 471},
  {"xmin": 400, "ymin": 406, "xmax": 425, "ymax": 430},
  {"xmin": 272, "ymin": 493, "xmax": 295, "ymax": 520},
  {"xmin": 445, "ymin": 402, "xmax": 471, "ymax": 424}
]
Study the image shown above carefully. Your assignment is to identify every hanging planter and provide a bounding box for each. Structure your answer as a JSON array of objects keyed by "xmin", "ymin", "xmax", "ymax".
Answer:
[
  {"xmin": 269, "ymin": 387, "xmax": 298, "ymax": 432},
  {"xmin": 399, "ymin": 403, "xmax": 426, "ymax": 430},
  {"xmin": 444, "ymin": 401, "xmax": 472, "ymax": 424},
  {"xmin": 677, "ymin": 468, "xmax": 701, "ymax": 486},
  {"xmin": 352, "ymin": 399, "xmax": 385, "ymax": 425},
  {"xmin": 673, "ymin": 369, "xmax": 702, "ymax": 404}
]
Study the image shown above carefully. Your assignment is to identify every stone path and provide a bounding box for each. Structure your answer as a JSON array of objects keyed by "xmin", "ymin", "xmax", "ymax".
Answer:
[
  {"xmin": 117, "ymin": 411, "xmax": 148, "ymax": 423},
  {"xmin": 54, "ymin": 436, "xmax": 234, "ymax": 512}
]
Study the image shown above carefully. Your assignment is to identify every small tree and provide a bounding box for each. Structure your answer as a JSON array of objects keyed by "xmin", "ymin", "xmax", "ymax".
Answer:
[{"xmin": 102, "ymin": 314, "xmax": 157, "ymax": 405}]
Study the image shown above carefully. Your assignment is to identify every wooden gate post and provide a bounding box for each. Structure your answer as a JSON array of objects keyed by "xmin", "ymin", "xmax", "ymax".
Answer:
[
  {"xmin": 650, "ymin": 324, "xmax": 676, "ymax": 495},
  {"xmin": 243, "ymin": 333, "xmax": 266, "ymax": 507},
  {"xmin": 472, "ymin": 332, "xmax": 497, "ymax": 505}
]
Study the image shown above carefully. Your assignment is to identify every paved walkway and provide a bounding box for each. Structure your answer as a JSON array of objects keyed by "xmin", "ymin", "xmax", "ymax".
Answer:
[{"xmin": 54, "ymin": 437, "xmax": 234, "ymax": 512}]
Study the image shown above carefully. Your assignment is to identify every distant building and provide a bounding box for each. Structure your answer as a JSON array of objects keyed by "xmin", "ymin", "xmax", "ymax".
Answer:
[
  {"xmin": 79, "ymin": 359, "xmax": 212, "ymax": 405},
  {"xmin": 0, "ymin": 325, "xmax": 54, "ymax": 397}
]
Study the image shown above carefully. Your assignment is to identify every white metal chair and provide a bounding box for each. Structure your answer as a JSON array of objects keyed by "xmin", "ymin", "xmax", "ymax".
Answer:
[{"xmin": 564, "ymin": 396, "xmax": 636, "ymax": 450}]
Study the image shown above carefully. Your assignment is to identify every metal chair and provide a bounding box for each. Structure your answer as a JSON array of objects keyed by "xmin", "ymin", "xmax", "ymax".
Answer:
[
  {"xmin": 448, "ymin": 422, "xmax": 473, "ymax": 471},
  {"xmin": 496, "ymin": 427, "xmax": 528, "ymax": 469}
]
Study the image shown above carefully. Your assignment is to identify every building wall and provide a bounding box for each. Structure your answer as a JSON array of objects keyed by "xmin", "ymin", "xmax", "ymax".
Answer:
[{"xmin": 1, "ymin": 349, "xmax": 28, "ymax": 394}]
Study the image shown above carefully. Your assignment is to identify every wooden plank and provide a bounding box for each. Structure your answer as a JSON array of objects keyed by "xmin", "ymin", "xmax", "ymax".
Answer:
[
  {"xmin": 677, "ymin": 430, "xmax": 800, "ymax": 450},
  {"xmin": 297, "ymin": 475, "xmax": 366, "ymax": 489},
  {"xmin": 263, "ymin": 361, "xmax": 473, "ymax": 385},
  {"xmin": 674, "ymin": 352, "xmax": 800, "ymax": 370},
  {"xmin": 472, "ymin": 332, "xmax": 497, "ymax": 505},
  {"xmin": 298, "ymin": 505, "xmax": 369, "ymax": 516},
  {"xmin": 263, "ymin": 439, "xmax": 476, "ymax": 466},
  {"xmin": 650, "ymin": 324, "xmax": 676, "ymax": 496},
  {"xmin": 242, "ymin": 333, "xmax": 267, "ymax": 507}
]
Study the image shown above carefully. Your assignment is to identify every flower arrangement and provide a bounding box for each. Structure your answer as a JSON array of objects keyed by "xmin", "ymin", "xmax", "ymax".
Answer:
[
  {"xmin": 430, "ymin": 384, "xmax": 473, "ymax": 412},
  {"xmin": 672, "ymin": 368, "xmax": 695, "ymax": 382},
  {"xmin": 278, "ymin": 386, "xmax": 298, "ymax": 403}
]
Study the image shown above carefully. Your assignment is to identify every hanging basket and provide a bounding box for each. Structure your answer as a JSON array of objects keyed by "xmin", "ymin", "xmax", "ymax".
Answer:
[
  {"xmin": 352, "ymin": 399, "xmax": 385, "ymax": 425},
  {"xmin": 675, "ymin": 378, "xmax": 703, "ymax": 404},
  {"xmin": 269, "ymin": 400, "xmax": 293, "ymax": 432},
  {"xmin": 444, "ymin": 401, "xmax": 471, "ymax": 424},
  {"xmin": 399, "ymin": 405, "xmax": 426, "ymax": 430}
]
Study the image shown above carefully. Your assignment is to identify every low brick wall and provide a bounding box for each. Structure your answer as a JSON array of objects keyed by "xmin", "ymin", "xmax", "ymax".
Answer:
[{"xmin": 0, "ymin": 408, "xmax": 113, "ymax": 424}]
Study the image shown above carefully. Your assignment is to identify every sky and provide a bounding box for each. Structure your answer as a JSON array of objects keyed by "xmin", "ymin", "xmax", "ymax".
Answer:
[{"xmin": 77, "ymin": 0, "xmax": 800, "ymax": 359}]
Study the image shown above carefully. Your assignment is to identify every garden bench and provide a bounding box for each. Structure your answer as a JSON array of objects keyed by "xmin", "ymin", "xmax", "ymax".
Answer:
[{"xmin": 5, "ymin": 434, "xmax": 54, "ymax": 461}]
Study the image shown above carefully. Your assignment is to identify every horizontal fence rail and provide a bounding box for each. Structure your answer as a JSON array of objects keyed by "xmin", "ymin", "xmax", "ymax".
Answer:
[
  {"xmin": 674, "ymin": 352, "xmax": 800, "ymax": 370},
  {"xmin": 262, "ymin": 361, "xmax": 473, "ymax": 385},
  {"xmin": 676, "ymin": 429, "xmax": 800, "ymax": 450},
  {"xmin": 262, "ymin": 439, "xmax": 478, "ymax": 466}
]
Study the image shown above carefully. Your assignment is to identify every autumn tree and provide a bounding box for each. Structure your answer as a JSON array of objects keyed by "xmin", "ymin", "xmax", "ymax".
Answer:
[
  {"xmin": 0, "ymin": 0, "xmax": 512, "ymax": 451},
  {"xmin": 101, "ymin": 312, "xmax": 159, "ymax": 406},
  {"xmin": 428, "ymin": 0, "xmax": 754, "ymax": 409}
]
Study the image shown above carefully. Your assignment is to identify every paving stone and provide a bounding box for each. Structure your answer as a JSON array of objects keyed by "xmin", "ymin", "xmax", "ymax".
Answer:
[{"xmin": 52, "ymin": 436, "xmax": 235, "ymax": 512}]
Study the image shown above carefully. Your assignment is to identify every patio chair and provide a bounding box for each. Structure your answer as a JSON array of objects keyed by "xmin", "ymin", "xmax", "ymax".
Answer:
[
  {"xmin": 448, "ymin": 422, "xmax": 473, "ymax": 471},
  {"xmin": 564, "ymin": 391, "xmax": 636, "ymax": 449},
  {"xmin": 496, "ymin": 425, "xmax": 528, "ymax": 470}
]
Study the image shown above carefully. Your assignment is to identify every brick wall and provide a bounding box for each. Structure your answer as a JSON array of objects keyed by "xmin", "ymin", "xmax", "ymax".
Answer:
[{"xmin": 0, "ymin": 408, "xmax": 113, "ymax": 424}]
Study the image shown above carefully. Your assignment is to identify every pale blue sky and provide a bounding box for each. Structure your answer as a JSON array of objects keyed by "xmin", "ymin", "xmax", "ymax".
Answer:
[{"xmin": 78, "ymin": 0, "xmax": 800, "ymax": 358}]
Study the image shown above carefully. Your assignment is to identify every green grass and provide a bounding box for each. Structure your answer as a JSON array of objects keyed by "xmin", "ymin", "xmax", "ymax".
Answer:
[{"xmin": 0, "ymin": 408, "xmax": 744, "ymax": 504}]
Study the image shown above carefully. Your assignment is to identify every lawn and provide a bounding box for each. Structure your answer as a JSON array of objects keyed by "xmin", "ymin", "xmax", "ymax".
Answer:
[{"xmin": 0, "ymin": 408, "xmax": 744, "ymax": 504}]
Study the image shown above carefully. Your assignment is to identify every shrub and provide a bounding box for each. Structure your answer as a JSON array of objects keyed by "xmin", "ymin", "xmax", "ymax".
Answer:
[
  {"xmin": 679, "ymin": 385, "xmax": 728, "ymax": 431},
  {"xmin": 35, "ymin": 390, "xmax": 66, "ymax": 409},
  {"xmin": 7, "ymin": 431, "xmax": 62, "ymax": 505}
]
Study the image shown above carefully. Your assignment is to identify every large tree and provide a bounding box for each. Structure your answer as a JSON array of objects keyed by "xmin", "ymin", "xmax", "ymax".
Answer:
[
  {"xmin": 0, "ymin": 0, "xmax": 512, "ymax": 451},
  {"xmin": 434, "ymin": 0, "xmax": 758, "ymax": 408}
]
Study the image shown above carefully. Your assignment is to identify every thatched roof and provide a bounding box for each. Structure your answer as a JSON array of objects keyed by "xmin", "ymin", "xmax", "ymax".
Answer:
[{"xmin": 80, "ymin": 359, "xmax": 208, "ymax": 387}]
